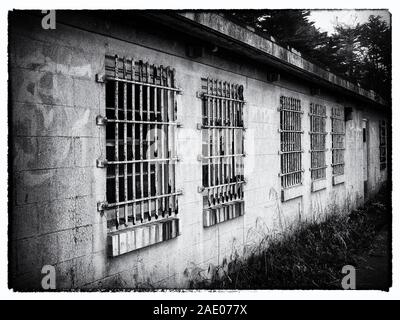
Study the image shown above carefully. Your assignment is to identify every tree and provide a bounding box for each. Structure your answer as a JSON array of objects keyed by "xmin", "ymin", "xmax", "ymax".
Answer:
[
  {"xmin": 357, "ymin": 16, "xmax": 391, "ymax": 99},
  {"xmin": 226, "ymin": 10, "xmax": 391, "ymax": 100}
]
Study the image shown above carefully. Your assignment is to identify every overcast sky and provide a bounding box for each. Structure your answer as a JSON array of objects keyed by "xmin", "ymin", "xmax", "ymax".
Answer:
[{"xmin": 308, "ymin": 9, "xmax": 391, "ymax": 34}]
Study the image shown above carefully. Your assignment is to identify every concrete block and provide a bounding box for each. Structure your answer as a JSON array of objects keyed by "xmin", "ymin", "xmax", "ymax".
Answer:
[
  {"xmin": 11, "ymin": 204, "xmax": 39, "ymax": 240},
  {"xmin": 92, "ymin": 221, "xmax": 107, "ymax": 254},
  {"xmin": 73, "ymin": 78, "xmax": 101, "ymax": 109},
  {"xmin": 73, "ymin": 137, "xmax": 97, "ymax": 167},
  {"xmin": 51, "ymin": 167, "xmax": 93, "ymax": 200},
  {"xmin": 281, "ymin": 185, "xmax": 304, "ymax": 202},
  {"xmin": 11, "ymin": 68, "xmax": 74, "ymax": 106},
  {"xmin": 39, "ymin": 232, "xmax": 60, "ymax": 266},
  {"xmin": 14, "ymin": 136, "xmax": 74, "ymax": 171},
  {"xmin": 73, "ymin": 252, "xmax": 107, "ymax": 287},
  {"xmin": 333, "ymin": 175, "xmax": 345, "ymax": 186},
  {"xmin": 13, "ymin": 36, "xmax": 58, "ymax": 73},
  {"xmin": 16, "ymin": 237, "xmax": 39, "ymax": 275},
  {"xmin": 39, "ymin": 199, "xmax": 75, "ymax": 234},
  {"xmin": 75, "ymin": 195, "xmax": 99, "ymax": 227},
  {"xmin": 12, "ymin": 103, "xmax": 97, "ymax": 138},
  {"xmin": 73, "ymin": 225, "xmax": 93, "ymax": 257},
  {"xmin": 14, "ymin": 169, "xmax": 55, "ymax": 205},
  {"xmin": 311, "ymin": 179, "xmax": 327, "ymax": 192}
]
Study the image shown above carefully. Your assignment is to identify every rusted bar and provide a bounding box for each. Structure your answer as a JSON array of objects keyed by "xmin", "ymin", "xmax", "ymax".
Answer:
[
  {"xmin": 160, "ymin": 65, "xmax": 165, "ymax": 216},
  {"xmin": 114, "ymin": 55, "xmax": 120, "ymax": 229},
  {"xmin": 123, "ymin": 57, "xmax": 129, "ymax": 226},
  {"xmin": 139, "ymin": 61, "xmax": 144, "ymax": 222},
  {"xmin": 154, "ymin": 65, "xmax": 159, "ymax": 219},
  {"xmin": 131, "ymin": 58, "xmax": 136, "ymax": 225}
]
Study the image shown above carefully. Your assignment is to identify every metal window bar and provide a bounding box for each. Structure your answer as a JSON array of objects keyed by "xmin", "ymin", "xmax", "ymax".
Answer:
[
  {"xmin": 104, "ymin": 55, "xmax": 182, "ymax": 232},
  {"xmin": 200, "ymin": 78, "xmax": 245, "ymax": 225},
  {"xmin": 309, "ymin": 103, "xmax": 327, "ymax": 180},
  {"xmin": 379, "ymin": 120, "xmax": 387, "ymax": 170},
  {"xmin": 331, "ymin": 106, "xmax": 345, "ymax": 176},
  {"xmin": 279, "ymin": 96, "xmax": 303, "ymax": 188}
]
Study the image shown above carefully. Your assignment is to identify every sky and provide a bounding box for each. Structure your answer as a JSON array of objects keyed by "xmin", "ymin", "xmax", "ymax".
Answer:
[{"xmin": 308, "ymin": 9, "xmax": 391, "ymax": 35}]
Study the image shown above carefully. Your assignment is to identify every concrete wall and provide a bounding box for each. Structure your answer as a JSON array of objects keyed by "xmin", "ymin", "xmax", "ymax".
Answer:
[{"xmin": 9, "ymin": 12, "xmax": 389, "ymax": 290}]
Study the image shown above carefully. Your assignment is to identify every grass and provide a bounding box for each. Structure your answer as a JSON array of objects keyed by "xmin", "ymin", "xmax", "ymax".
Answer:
[{"xmin": 188, "ymin": 186, "xmax": 389, "ymax": 289}]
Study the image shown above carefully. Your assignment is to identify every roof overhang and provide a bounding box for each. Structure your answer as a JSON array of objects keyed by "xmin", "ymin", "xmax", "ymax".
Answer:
[{"xmin": 142, "ymin": 11, "xmax": 387, "ymax": 109}]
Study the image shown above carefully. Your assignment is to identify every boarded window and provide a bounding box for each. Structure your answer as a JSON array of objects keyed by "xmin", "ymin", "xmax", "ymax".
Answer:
[
  {"xmin": 310, "ymin": 103, "xmax": 327, "ymax": 180},
  {"xmin": 279, "ymin": 96, "xmax": 303, "ymax": 188},
  {"xmin": 103, "ymin": 55, "xmax": 181, "ymax": 232},
  {"xmin": 331, "ymin": 106, "xmax": 345, "ymax": 176},
  {"xmin": 379, "ymin": 120, "xmax": 387, "ymax": 170},
  {"xmin": 199, "ymin": 78, "xmax": 245, "ymax": 227}
]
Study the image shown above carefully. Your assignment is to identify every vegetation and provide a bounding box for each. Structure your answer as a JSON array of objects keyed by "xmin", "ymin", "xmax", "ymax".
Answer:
[
  {"xmin": 226, "ymin": 10, "xmax": 391, "ymax": 100},
  {"xmin": 186, "ymin": 187, "xmax": 389, "ymax": 289}
]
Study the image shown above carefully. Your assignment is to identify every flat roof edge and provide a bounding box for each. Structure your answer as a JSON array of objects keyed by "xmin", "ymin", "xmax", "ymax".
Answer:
[{"xmin": 176, "ymin": 12, "xmax": 387, "ymax": 107}]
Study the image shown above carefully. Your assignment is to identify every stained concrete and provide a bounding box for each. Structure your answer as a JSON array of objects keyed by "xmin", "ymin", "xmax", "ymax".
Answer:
[{"xmin": 9, "ymin": 11, "xmax": 389, "ymax": 290}]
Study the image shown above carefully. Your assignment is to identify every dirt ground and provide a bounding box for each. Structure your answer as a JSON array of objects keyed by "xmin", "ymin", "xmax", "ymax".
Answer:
[{"xmin": 356, "ymin": 225, "xmax": 390, "ymax": 290}]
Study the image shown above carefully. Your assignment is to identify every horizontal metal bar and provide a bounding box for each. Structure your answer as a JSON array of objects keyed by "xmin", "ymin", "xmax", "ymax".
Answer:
[
  {"xmin": 331, "ymin": 132, "xmax": 345, "ymax": 135},
  {"xmin": 106, "ymin": 76, "xmax": 182, "ymax": 92},
  {"xmin": 278, "ymin": 150, "xmax": 304, "ymax": 154},
  {"xmin": 197, "ymin": 92, "xmax": 245, "ymax": 104},
  {"xmin": 310, "ymin": 165, "xmax": 328, "ymax": 171},
  {"xmin": 309, "ymin": 149, "xmax": 328, "ymax": 153},
  {"xmin": 204, "ymin": 199, "xmax": 244, "ymax": 210},
  {"xmin": 309, "ymin": 131, "xmax": 328, "ymax": 135},
  {"xmin": 279, "ymin": 129, "xmax": 304, "ymax": 133},
  {"xmin": 331, "ymin": 147, "xmax": 345, "ymax": 150},
  {"xmin": 200, "ymin": 154, "xmax": 245, "ymax": 160},
  {"xmin": 278, "ymin": 108, "xmax": 304, "ymax": 114},
  {"xmin": 107, "ymin": 119, "xmax": 181, "ymax": 126},
  {"xmin": 107, "ymin": 157, "xmax": 179, "ymax": 165},
  {"xmin": 308, "ymin": 113, "xmax": 327, "ymax": 118},
  {"xmin": 199, "ymin": 124, "xmax": 245, "ymax": 130},
  {"xmin": 106, "ymin": 190, "xmax": 183, "ymax": 208},
  {"xmin": 331, "ymin": 162, "xmax": 345, "ymax": 166},
  {"xmin": 279, "ymin": 169, "xmax": 304, "ymax": 177},
  {"xmin": 203, "ymin": 180, "xmax": 246, "ymax": 191}
]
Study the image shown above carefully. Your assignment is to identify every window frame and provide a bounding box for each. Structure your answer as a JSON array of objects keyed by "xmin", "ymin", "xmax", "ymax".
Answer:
[
  {"xmin": 279, "ymin": 96, "xmax": 304, "ymax": 189},
  {"xmin": 331, "ymin": 106, "xmax": 345, "ymax": 177},
  {"xmin": 99, "ymin": 55, "xmax": 182, "ymax": 246},
  {"xmin": 198, "ymin": 78, "xmax": 245, "ymax": 227},
  {"xmin": 309, "ymin": 103, "xmax": 327, "ymax": 181}
]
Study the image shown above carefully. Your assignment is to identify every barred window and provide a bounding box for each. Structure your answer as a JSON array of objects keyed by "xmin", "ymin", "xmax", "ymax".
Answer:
[
  {"xmin": 331, "ymin": 106, "xmax": 345, "ymax": 176},
  {"xmin": 101, "ymin": 55, "xmax": 182, "ymax": 237},
  {"xmin": 199, "ymin": 78, "xmax": 245, "ymax": 227},
  {"xmin": 279, "ymin": 96, "xmax": 303, "ymax": 188},
  {"xmin": 309, "ymin": 103, "xmax": 327, "ymax": 180},
  {"xmin": 379, "ymin": 120, "xmax": 387, "ymax": 170}
]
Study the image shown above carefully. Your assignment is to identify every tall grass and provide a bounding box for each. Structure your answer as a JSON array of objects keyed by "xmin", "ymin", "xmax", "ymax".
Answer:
[{"xmin": 188, "ymin": 187, "xmax": 389, "ymax": 289}]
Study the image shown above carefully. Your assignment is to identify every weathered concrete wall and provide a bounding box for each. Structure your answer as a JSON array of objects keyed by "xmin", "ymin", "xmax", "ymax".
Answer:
[{"xmin": 9, "ymin": 12, "xmax": 389, "ymax": 290}]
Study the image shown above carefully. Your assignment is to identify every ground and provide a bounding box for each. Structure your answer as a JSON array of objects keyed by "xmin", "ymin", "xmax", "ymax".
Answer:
[{"xmin": 356, "ymin": 225, "xmax": 390, "ymax": 290}]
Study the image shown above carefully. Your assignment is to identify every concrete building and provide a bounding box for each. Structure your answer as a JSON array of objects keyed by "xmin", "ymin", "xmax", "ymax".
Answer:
[{"xmin": 9, "ymin": 10, "xmax": 390, "ymax": 290}]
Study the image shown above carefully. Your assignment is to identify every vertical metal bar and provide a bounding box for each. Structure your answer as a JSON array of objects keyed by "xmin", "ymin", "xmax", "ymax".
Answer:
[
  {"xmin": 139, "ymin": 61, "xmax": 144, "ymax": 222},
  {"xmin": 146, "ymin": 63, "xmax": 152, "ymax": 220},
  {"xmin": 172, "ymin": 68, "xmax": 177, "ymax": 214},
  {"xmin": 154, "ymin": 65, "xmax": 159, "ymax": 219},
  {"xmin": 114, "ymin": 55, "xmax": 120, "ymax": 229},
  {"xmin": 207, "ymin": 78, "xmax": 212, "ymax": 212},
  {"xmin": 131, "ymin": 58, "xmax": 136, "ymax": 225},
  {"xmin": 160, "ymin": 66, "xmax": 165, "ymax": 216},
  {"xmin": 123, "ymin": 57, "xmax": 128, "ymax": 226},
  {"xmin": 166, "ymin": 67, "xmax": 173, "ymax": 215}
]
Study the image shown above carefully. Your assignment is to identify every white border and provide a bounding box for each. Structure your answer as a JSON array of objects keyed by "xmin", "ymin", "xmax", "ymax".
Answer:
[{"xmin": 0, "ymin": 0, "xmax": 398, "ymax": 300}]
